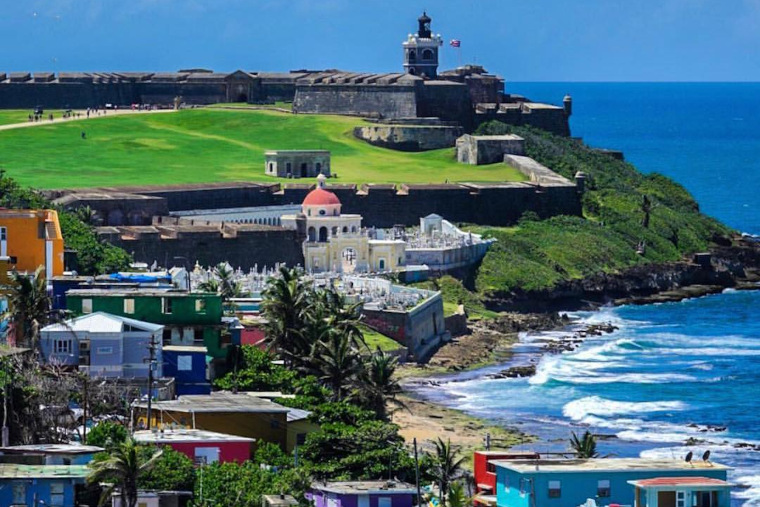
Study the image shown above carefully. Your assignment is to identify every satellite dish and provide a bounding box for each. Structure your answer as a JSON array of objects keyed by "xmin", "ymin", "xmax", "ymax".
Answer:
[
  {"xmin": 702, "ymin": 450, "xmax": 711, "ymax": 462},
  {"xmin": 685, "ymin": 451, "xmax": 693, "ymax": 463}
]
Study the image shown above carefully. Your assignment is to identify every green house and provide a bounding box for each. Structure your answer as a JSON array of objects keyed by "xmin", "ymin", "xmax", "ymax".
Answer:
[{"xmin": 66, "ymin": 289, "xmax": 227, "ymax": 358}]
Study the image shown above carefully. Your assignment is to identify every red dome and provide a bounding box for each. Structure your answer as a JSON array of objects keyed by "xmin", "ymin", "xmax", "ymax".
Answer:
[{"xmin": 303, "ymin": 187, "xmax": 341, "ymax": 206}]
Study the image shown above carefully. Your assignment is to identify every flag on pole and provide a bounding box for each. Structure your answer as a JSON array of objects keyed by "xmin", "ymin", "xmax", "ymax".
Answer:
[{"xmin": 449, "ymin": 39, "xmax": 461, "ymax": 48}]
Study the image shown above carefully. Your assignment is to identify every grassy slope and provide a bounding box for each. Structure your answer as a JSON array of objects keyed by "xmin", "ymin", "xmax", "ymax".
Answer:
[
  {"xmin": 0, "ymin": 108, "xmax": 526, "ymax": 188},
  {"xmin": 360, "ymin": 325, "xmax": 406, "ymax": 352},
  {"xmin": 472, "ymin": 124, "xmax": 731, "ymax": 296}
]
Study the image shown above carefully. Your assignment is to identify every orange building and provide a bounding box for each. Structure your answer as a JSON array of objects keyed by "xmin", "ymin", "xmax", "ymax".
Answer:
[{"xmin": 0, "ymin": 209, "xmax": 64, "ymax": 278}]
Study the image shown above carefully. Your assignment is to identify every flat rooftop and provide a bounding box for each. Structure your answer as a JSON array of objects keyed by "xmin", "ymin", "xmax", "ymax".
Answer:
[
  {"xmin": 629, "ymin": 477, "xmax": 733, "ymax": 489},
  {"xmin": 494, "ymin": 458, "xmax": 731, "ymax": 474},
  {"xmin": 0, "ymin": 443, "xmax": 103, "ymax": 455},
  {"xmin": 0, "ymin": 464, "xmax": 90, "ymax": 479},
  {"xmin": 313, "ymin": 481, "xmax": 416, "ymax": 495},
  {"xmin": 133, "ymin": 428, "xmax": 255, "ymax": 444},
  {"xmin": 134, "ymin": 392, "xmax": 291, "ymax": 414}
]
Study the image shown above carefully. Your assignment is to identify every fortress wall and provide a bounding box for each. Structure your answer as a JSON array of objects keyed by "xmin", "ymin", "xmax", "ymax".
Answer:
[
  {"xmin": 101, "ymin": 227, "xmax": 305, "ymax": 270},
  {"xmin": 293, "ymin": 85, "xmax": 418, "ymax": 118},
  {"xmin": 0, "ymin": 82, "xmax": 101, "ymax": 108},
  {"xmin": 416, "ymin": 82, "xmax": 473, "ymax": 127},
  {"xmin": 136, "ymin": 184, "xmax": 283, "ymax": 211},
  {"xmin": 353, "ymin": 124, "xmax": 463, "ymax": 151}
]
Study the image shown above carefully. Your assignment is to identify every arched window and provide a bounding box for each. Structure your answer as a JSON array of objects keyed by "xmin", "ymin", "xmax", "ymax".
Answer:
[
  {"xmin": 333, "ymin": 209, "xmax": 338, "ymax": 216},
  {"xmin": 332, "ymin": 226, "xmax": 338, "ymax": 236},
  {"xmin": 408, "ymin": 68, "xmax": 416, "ymax": 76},
  {"xmin": 342, "ymin": 226, "xmax": 348, "ymax": 233},
  {"xmin": 422, "ymin": 49, "xmax": 434, "ymax": 60},
  {"xmin": 307, "ymin": 227, "xmax": 316, "ymax": 242},
  {"xmin": 319, "ymin": 227, "xmax": 328, "ymax": 243},
  {"xmin": 379, "ymin": 259, "xmax": 386, "ymax": 270},
  {"xmin": 268, "ymin": 162, "xmax": 274, "ymax": 173},
  {"xmin": 409, "ymin": 49, "xmax": 416, "ymax": 62}
]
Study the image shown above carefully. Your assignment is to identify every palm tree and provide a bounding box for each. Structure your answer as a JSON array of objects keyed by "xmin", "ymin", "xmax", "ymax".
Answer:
[
  {"xmin": 262, "ymin": 266, "xmax": 314, "ymax": 364},
  {"xmin": 318, "ymin": 289, "xmax": 365, "ymax": 349},
  {"xmin": 87, "ymin": 438, "xmax": 163, "ymax": 507},
  {"xmin": 214, "ymin": 263, "xmax": 244, "ymax": 301},
  {"xmin": 354, "ymin": 348, "xmax": 405, "ymax": 421},
  {"xmin": 196, "ymin": 277, "xmax": 219, "ymax": 294},
  {"xmin": 570, "ymin": 430, "xmax": 599, "ymax": 459},
  {"xmin": 5, "ymin": 266, "xmax": 50, "ymax": 351},
  {"xmin": 310, "ymin": 330, "xmax": 363, "ymax": 401},
  {"xmin": 429, "ymin": 438, "xmax": 466, "ymax": 507},
  {"xmin": 447, "ymin": 481, "xmax": 470, "ymax": 507}
]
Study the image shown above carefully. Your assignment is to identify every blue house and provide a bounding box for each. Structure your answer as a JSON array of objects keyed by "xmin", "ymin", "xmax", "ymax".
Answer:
[
  {"xmin": 494, "ymin": 458, "xmax": 731, "ymax": 507},
  {"xmin": 163, "ymin": 345, "xmax": 211, "ymax": 395},
  {"xmin": 0, "ymin": 464, "xmax": 89, "ymax": 506},
  {"xmin": 40, "ymin": 312, "xmax": 163, "ymax": 378}
]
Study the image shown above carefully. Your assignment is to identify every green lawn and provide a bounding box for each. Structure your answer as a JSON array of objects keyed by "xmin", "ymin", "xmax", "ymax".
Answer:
[
  {"xmin": 0, "ymin": 108, "xmax": 527, "ymax": 189},
  {"xmin": 360, "ymin": 325, "xmax": 405, "ymax": 352}
]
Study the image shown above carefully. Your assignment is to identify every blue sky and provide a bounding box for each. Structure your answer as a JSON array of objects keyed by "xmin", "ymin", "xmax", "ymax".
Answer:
[{"xmin": 3, "ymin": 0, "xmax": 760, "ymax": 81}]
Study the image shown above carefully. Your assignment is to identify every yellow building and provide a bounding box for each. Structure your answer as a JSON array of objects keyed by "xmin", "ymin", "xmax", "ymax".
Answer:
[
  {"xmin": 282, "ymin": 175, "xmax": 406, "ymax": 274},
  {"xmin": 0, "ymin": 209, "xmax": 64, "ymax": 278}
]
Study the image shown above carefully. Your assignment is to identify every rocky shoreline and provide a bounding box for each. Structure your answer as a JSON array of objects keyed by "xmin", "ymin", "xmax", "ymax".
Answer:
[{"xmin": 482, "ymin": 236, "xmax": 760, "ymax": 313}]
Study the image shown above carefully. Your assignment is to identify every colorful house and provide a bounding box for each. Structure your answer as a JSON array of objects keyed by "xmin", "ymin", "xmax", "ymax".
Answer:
[
  {"xmin": 494, "ymin": 458, "xmax": 731, "ymax": 507},
  {"xmin": 40, "ymin": 312, "xmax": 163, "ymax": 378},
  {"xmin": 133, "ymin": 428, "xmax": 255, "ymax": 464},
  {"xmin": 162, "ymin": 345, "xmax": 211, "ymax": 395},
  {"xmin": 629, "ymin": 477, "xmax": 733, "ymax": 507},
  {"xmin": 133, "ymin": 392, "xmax": 291, "ymax": 449},
  {"xmin": 473, "ymin": 451, "xmax": 540, "ymax": 505},
  {"xmin": 0, "ymin": 208, "xmax": 64, "ymax": 278},
  {"xmin": 65, "ymin": 288, "xmax": 226, "ymax": 359},
  {"xmin": 0, "ymin": 464, "xmax": 89, "ymax": 506},
  {"xmin": 308, "ymin": 481, "xmax": 417, "ymax": 507}
]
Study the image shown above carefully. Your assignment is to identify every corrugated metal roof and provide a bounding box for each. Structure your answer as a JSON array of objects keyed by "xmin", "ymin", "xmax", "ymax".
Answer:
[
  {"xmin": 287, "ymin": 408, "xmax": 311, "ymax": 422},
  {"xmin": 134, "ymin": 392, "xmax": 290, "ymax": 414},
  {"xmin": 41, "ymin": 312, "xmax": 163, "ymax": 333},
  {"xmin": 134, "ymin": 428, "xmax": 255, "ymax": 444},
  {"xmin": 0, "ymin": 443, "xmax": 104, "ymax": 455}
]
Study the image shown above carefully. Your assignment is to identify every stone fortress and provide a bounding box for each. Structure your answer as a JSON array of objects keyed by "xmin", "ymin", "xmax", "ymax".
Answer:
[{"xmin": 0, "ymin": 13, "xmax": 571, "ymax": 137}]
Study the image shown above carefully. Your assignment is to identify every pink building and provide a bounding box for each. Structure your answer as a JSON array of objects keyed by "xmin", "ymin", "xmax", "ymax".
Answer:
[{"xmin": 133, "ymin": 428, "xmax": 255, "ymax": 464}]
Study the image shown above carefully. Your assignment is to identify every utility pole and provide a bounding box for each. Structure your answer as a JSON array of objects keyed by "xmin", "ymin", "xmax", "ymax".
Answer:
[
  {"xmin": 485, "ymin": 432, "xmax": 491, "ymax": 451},
  {"xmin": 82, "ymin": 374, "xmax": 89, "ymax": 443},
  {"xmin": 146, "ymin": 334, "xmax": 158, "ymax": 430},
  {"xmin": 414, "ymin": 438, "xmax": 422, "ymax": 507}
]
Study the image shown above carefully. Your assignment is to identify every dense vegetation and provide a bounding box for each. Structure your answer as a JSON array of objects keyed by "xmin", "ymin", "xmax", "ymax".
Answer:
[
  {"xmin": 0, "ymin": 108, "xmax": 526, "ymax": 188},
  {"xmin": 0, "ymin": 170, "xmax": 131, "ymax": 274},
  {"xmin": 470, "ymin": 122, "xmax": 731, "ymax": 295}
]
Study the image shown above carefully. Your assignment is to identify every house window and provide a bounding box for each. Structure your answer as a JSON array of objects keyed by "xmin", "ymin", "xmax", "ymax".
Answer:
[
  {"xmin": 53, "ymin": 339, "xmax": 71, "ymax": 354},
  {"xmin": 12, "ymin": 483, "xmax": 25, "ymax": 503},
  {"xmin": 82, "ymin": 298, "xmax": 93, "ymax": 314},
  {"xmin": 96, "ymin": 347, "xmax": 113, "ymax": 355},
  {"xmin": 597, "ymin": 480, "xmax": 610, "ymax": 498},
  {"xmin": 162, "ymin": 297, "xmax": 173, "ymax": 314},
  {"xmin": 50, "ymin": 482, "xmax": 65, "ymax": 506},
  {"xmin": 195, "ymin": 299, "xmax": 206, "ymax": 313},
  {"xmin": 548, "ymin": 480, "xmax": 561, "ymax": 498},
  {"xmin": 378, "ymin": 259, "xmax": 386, "ymax": 270},
  {"xmin": 178, "ymin": 355, "xmax": 193, "ymax": 371},
  {"xmin": 0, "ymin": 227, "xmax": 6, "ymax": 241},
  {"xmin": 124, "ymin": 298, "xmax": 135, "ymax": 314},
  {"xmin": 677, "ymin": 491, "xmax": 686, "ymax": 507}
]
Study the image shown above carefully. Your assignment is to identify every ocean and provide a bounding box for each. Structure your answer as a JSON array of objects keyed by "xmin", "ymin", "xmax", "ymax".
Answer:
[{"xmin": 413, "ymin": 83, "xmax": 760, "ymax": 506}]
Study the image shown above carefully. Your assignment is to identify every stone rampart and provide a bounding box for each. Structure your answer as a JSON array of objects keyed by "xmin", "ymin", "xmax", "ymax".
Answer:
[
  {"xmin": 293, "ymin": 84, "xmax": 418, "ymax": 119},
  {"xmin": 353, "ymin": 124, "xmax": 463, "ymax": 151}
]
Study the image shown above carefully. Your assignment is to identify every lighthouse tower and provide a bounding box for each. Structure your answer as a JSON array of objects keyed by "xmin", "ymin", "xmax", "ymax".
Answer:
[{"xmin": 402, "ymin": 12, "xmax": 443, "ymax": 79}]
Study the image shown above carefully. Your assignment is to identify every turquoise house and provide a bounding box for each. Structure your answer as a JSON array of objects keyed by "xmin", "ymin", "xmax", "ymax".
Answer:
[
  {"xmin": 0, "ymin": 464, "xmax": 89, "ymax": 506},
  {"xmin": 494, "ymin": 458, "xmax": 731, "ymax": 507}
]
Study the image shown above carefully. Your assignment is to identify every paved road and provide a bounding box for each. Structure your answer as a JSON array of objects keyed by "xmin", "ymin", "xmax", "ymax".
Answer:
[{"xmin": 0, "ymin": 108, "xmax": 176, "ymax": 132}]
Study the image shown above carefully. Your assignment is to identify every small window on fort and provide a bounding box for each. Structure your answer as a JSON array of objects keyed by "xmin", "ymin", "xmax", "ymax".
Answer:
[
  {"xmin": 82, "ymin": 299, "xmax": 93, "ymax": 314},
  {"xmin": 548, "ymin": 481, "xmax": 561, "ymax": 498},
  {"xmin": 195, "ymin": 299, "xmax": 206, "ymax": 313},
  {"xmin": 422, "ymin": 49, "xmax": 434, "ymax": 60},
  {"xmin": 124, "ymin": 298, "xmax": 135, "ymax": 314},
  {"xmin": 409, "ymin": 50, "xmax": 416, "ymax": 61},
  {"xmin": 268, "ymin": 162, "xmax": 273, "ymax": 172}
]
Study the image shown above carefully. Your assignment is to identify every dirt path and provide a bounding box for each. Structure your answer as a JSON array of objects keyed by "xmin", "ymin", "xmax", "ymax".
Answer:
[{"xmin": 0, "ymin": 108, "xmax": 175, "ymax": 132}]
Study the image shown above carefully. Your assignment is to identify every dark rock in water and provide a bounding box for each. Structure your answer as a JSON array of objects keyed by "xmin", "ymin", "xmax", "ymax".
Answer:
[{"xmin": 488, "ymin": 364, "xmax": 537, "ymax": 379}]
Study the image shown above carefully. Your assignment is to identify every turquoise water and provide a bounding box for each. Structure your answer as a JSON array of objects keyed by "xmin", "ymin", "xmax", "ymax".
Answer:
[{"xmin": 414, "ymin": 84, "xmax": 760, "ymax": 505}]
